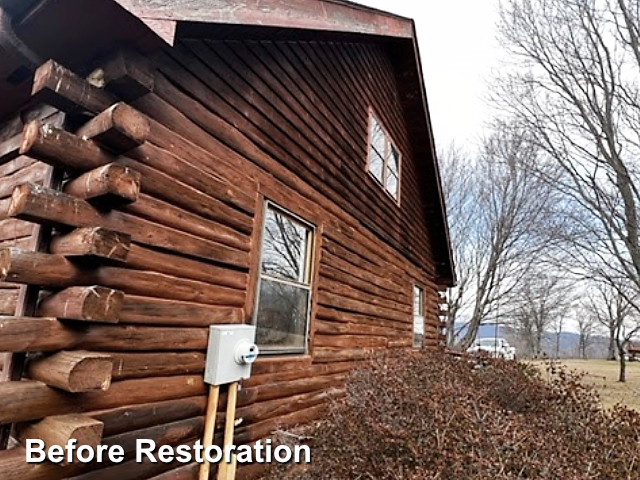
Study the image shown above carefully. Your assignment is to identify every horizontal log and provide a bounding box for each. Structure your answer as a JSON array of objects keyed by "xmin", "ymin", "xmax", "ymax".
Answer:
[
  {"xmin": 19, "ymin": 414, "xmax": 104, "ymax": 454},
  {"xmin": 313, "ymin": 347, "xmax": 376, "ymax": 363},
  {"xmin": 120, "ymin": 295, "xmax": 244, "ymax": 326},
  {"xmin": 243, "ymin": 361, "xmax": 354, "ymax": 388},
  {"xmin": 238, "ymin": 372, "xmax": 347, "ymax": 406},
  {"xmin": 20, "ymin": 122, "xmax": 114, "ymax": 171},
  {"xmin": 0, "ymin": 161, "xmax": 49, "ymax": 199},
  {"xmin": 92, "ymin": 396, "xmax": 207, "ymax": 437},
  {"xmin": 27, "ymin": 351, "xmax": 113, "ymax": 392},
  {"xmin": 0, "ymin": 316, "xmax": 208, "ymax": 352},
  {"xmin": 0, "ymin": 420, "xmax": 201, "ymax": 480},
  {"xmin": 313, "ymin": 334, "xmax": 389, "ymax": 349},
  {"xmin": 314, "ymin": 319, "xmax": 405, "ymax": 337},
  {"xmin": 38, "ymin": 286, "xmax": 124, "ymax": 323},
  {"xmin": 0, "ymin": 249, "xmax": 245, "ymax": 307},
  {"xmin": 0, "ymin": 375, "xmax": 206, "ymax": 424},
  {"xmin": 0, "ymin": 289, "xmax": 18, "ymax": 315},
  {"xmin": 0, "ymin": 218, "xmax": 34, "ymax": 242},
  {"xmin": 0, "ymin": 134, "xmax": 21, "ymax": 163},
  {"xmin": 31, "ymin": 59, "xmax": 116, "ymax": 115},
  {"xmin": 148, "ymin": 464, "xmax": 198, "ymax": 480},
  {"xmin": 126, "ymin": 244, "xmax": 247, "ymax": 291},
  {"xmin": 111, "ymin": 352, "xmax": 205, "ymax": 380},
  {"xmin": 63, "ymin": 164, "xmax": 141, "ymax": 206},
  {"xmin": 49, "ymin": 227, "xmax": 131, "ymax": 262},
  {"xmin": 76, "ymin": 102, "xmax": 150, "ymax": 152},
  {"xmin": 9, "ymin": 183, "xmax": 248, "ymax": 267}
]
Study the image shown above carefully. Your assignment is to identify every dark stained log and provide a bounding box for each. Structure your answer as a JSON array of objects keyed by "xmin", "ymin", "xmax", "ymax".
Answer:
[
  {"xmin": 314, "ymin": 334, "xmax": 388, "ymax": 349},
  {"xmin": 0, "ymin": 218, "xmax": 34, "ymax": 241},
  {"xmin": 0, "ymin": 375, "xmax": 206, "ymax": 424},
  {"xmin": 0, "ymin": 316, "xmax": 208, "ymax": 352},
  {"xmin": 120, "ymin": 295, "xmax": 244, "ymax": 327},
  {"xmin": 111, "ymin": 352, "xmax": 205, "ymax": 380},
  {"xmin": 76, "ymin": 102, "xmax": 150, "ymax": 152},
  {"xmin": 0, "ymin": 249, "xmax": 245, "ymax": 306},
  {"xmin": 126, "ymin": 244, "xmax": 247, "ymax": 291},
  {"xmin": 0, "ymin": 288, "xmax": 18, "ymax": 314},
  {"xmin": 315, "ymin": 319, "xmax": 405, "ymax": 338},
  {"xmin": 0, "ymin": 134, "xmax": 21, "ymax": 163},
  {"xmin": 38, "ymin": 286, "xmax": 124, "ymax": 323},
  {"xmin": 313, "ymin": 347, "xmax": 376, "ymax": 363},
  {"xmin": 0, "ymin": 161, "xmax": 49, "ymax": 199},
  {"xmin": 92, "ymin": 396, "xmax": 207, "ymax": 437},
  {"xmin": 244, "ymin": 361, "xmax": 354, "ymax": 388},
  {"xmin": 49, "ymin": 228, "xmax": 131, "ymax": 262},
  {"xmin": 102, "ymin": 49, "xmax": 156, "ymax": 102},
  {"xmin": 27, "ymin": 351, "xmax": 113, "ymax": 392},
  {"xmin": 234, "ymin": 403, "xmax": 326, "ymax": 446},
  {"xmin": 238, "ymin": 373, "xmax": 347, "ymax": 406},
  {"xmin": 124, "ymin": 193, "xmax": 249, "ymax": 252},
  {"xmin": 31, "ymin": 59, "xmax": 116, "ymax": 115},
  {"xmin": 8, "ymin": 184, "xmax": 249, "ymax": 268},
  {"xmin": 63, "ymin": 164, "xmax": 141, "ymax": 206},
  {"xmin": 119, "ymin": 155, "xmax": 255, "ymax": 231},
  {"xmin": 20, "ymin": 122, "xmax": 114, "ymax": 171},
  {"xmin": 18, "ymin": 415, "xmax": 104, "ymax": 453},
  {"xmin": 0, "ymin": 422, "xmax": 201, "ymax": 480}
]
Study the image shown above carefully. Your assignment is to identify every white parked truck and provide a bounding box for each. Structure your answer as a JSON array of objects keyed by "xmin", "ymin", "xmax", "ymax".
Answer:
[{"xmin": 467, "ymin": 338, "xmax": 516, "ymax": 360}]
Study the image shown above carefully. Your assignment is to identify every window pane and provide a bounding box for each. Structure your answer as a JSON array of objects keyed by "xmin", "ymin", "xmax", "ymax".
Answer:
[
  {"xmin": 261, "ymin": 208, "xmax": 310, "ymax": 283},
  {"xmin": 386, "ymin": 172, "xmax": 399, "ymax": 199},
  {"xmin": 388, "ymin": 144, "xmax": 400, "ymax": 176},
  {"xmin": 370, "ymin": 116, "xmax": 386, "ymax": 158},
  {"xmin": 369, "ymin": 150, "xmax": 384, "ymax": 183},
  {"xmin": 413, "ymin": 286, "xmax": 424, "ymax": 316},
  {"xmin": 256, "ymin": 279, "xmax": 310, "ymax": 351},
  {"xmin": 413, "ymin": 315, "xmax": 424, "ymax": 348}
]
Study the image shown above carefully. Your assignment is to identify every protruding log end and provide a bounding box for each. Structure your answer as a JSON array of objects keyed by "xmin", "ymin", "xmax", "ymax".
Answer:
[
  {"xmin": 18, "ymin": 121, "xmax": 40, "ymax": 156},
  {"xmin": 19, "ymin": 414, "xmax": 105, "ymax": 459},
  {"xmin": 50, "ymin": 227, "xmax": 131, "ymax": 262},
  {"xmin": 76, "ymin": 102, "xmax": 150, "ymax": 152},
  {"xmin": 28, "ymin": 351, "xmax": 113, "ymax": 392},
  {"xmin": 63, "ymin": 163, "xmax": 141, "ymax": 206},
  {"xmin": 38, "ymin": 286, "xmax": 124, "ymax": 323}
]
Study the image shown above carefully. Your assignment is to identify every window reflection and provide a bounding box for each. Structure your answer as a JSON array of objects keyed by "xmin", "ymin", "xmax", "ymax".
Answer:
[
  {"xmin": 255, "ymin": 205, "xmax": 314, "ymax": 353},
  {"xmin": 367, "ymin": 112, "xmax": 402, "ymax": 201}
]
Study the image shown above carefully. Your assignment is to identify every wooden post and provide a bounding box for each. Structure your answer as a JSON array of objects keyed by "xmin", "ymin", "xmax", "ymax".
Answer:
[
  {"xmin": 198, "ymin": 384, "xmax": 220, "ymax": 480},
  {"xmin": 27, "ymin": 351, "xmax": 113, "ymax": 392},
  {"xmin": 63, "ymin": 164, "xmax": 141, "ymax": 206},
  {"xmin": 217, "ymin": 382, "xmax": 239, "ymax": 480},
  {"xmin": 18, "ymin": 414, "xmax": 104, "ymax": 458},
  {"xmin": 49, "ymin": 228, "xmax": 131, "ymax": 262},
  {"xmin": 76, "ymin": 102, "xmax": 150, "ymax": 153},
  {"xmin": 38, "ymin": 286, "xmax": 124, "ymax": 323}
]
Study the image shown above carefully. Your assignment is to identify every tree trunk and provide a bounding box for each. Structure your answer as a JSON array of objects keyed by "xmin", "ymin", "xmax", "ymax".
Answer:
[{"xmin": 608, "ymin": 327, "xmax": 616, "ymax": 360}]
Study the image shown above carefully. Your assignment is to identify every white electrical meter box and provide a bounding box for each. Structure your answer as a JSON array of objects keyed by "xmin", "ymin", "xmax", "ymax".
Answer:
[{"xmin": 205, "ymin": 325, "xmax": 259, "ymax": 386}]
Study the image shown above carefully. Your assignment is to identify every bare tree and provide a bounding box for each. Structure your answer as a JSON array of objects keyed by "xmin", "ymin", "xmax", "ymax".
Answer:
[
  {"xmin": 440, "ymin": 128, "xmax": 557, "ymax": 350},
  {"xmin": 589, "ymin": 281, "xmax": 640, "ymax": 381},
  {"xmin": 575, "ymin": 306, "xmax": 597, "ymax": 359},
  {"xmin": 511, "ymin": 272, "xmax": 574, "ymax": 357},
  {"xmin": 496, "ymin": 0, "xmax": 640, "ymax": 301}
]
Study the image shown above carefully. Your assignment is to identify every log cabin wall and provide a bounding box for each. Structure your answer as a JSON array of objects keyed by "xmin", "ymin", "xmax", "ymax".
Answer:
[{"xmin": 0, "ymin": 38, "xmax": 446, "ymax": 480}]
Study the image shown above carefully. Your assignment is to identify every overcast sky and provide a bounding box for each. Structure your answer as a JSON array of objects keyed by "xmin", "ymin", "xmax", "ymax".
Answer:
[{"xmin": 356, "ymin": 0, "xmax": 502, "ymax": 150}]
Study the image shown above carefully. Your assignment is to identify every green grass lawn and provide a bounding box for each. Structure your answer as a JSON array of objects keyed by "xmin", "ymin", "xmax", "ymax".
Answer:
[{"xmin": 532, "ymin": 359, "xmax": 640, "ymax": 410}]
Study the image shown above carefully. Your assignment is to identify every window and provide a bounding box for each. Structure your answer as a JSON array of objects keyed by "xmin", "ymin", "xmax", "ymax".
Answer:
[
  {"xmin": 254, "ymin": 203, "xmax": 315, "ymax": 353},
  {"xmin": 413, "ymin": 286, "xmax": 425, "ymax": 348},
  {"xmin": 368, "ymin": 112, "xmax": 401, "ymax": 201}
]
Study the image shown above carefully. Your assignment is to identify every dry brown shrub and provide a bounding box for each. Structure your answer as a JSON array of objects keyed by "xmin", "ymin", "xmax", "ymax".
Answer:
[{"xmin": 260, "ymin": 351, "xmax": 640, "ymax": 480}]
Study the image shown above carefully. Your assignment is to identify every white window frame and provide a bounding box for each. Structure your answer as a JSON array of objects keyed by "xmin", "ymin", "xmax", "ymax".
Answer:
[
  {"xmin": 413, "ymin": 285, "xmax": 425, "ymax": 348},
  {"xmin": 253, "ymin": 201, "xmax": 315, "ymax": 355},
  {"xmin": 367, "ymin": 109, "xmax": 402, "ymax": 203}
]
